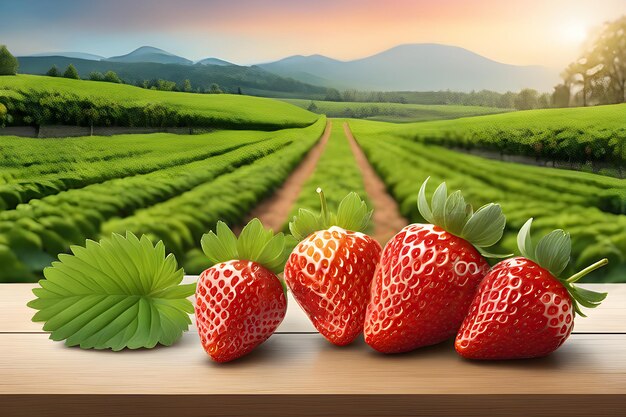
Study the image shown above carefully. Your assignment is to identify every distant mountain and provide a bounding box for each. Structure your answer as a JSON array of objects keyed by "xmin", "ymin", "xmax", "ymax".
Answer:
[
  {"xmin": 196, "ymin": 57, "xmax": 233, "ymax": 66},
  {"xmin": 105, "ymin": 46, "xmax": 192, "ymax": 65},
  {"xmin": 16, "ymin": 56, "xmax": 327, "ymax": 98},
  {"xmin": 28, "ymin": 52, "xmax": 105, "ymax": 61},
  {"xmin": 259, "ymin": 44, "xmax": 559, "ymax": 92}
]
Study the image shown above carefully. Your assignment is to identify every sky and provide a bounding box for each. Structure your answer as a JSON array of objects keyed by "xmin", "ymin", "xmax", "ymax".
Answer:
[{"xmin": 1, "ymin": 0, "xmax": 624, "ymax": 68}]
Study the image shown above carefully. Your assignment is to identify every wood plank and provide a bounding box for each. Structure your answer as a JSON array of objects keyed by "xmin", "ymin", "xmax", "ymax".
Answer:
[
  {"xmin": 2, "ymin": 394, "xmax": 625, "ymax": 417},
  {"xmin": 1, "ymin": 280, "xmax": 622, "ymax": 334},
  {"xmin": 1, "ymin": 333, "xmax": 626, "ymax": 395}
]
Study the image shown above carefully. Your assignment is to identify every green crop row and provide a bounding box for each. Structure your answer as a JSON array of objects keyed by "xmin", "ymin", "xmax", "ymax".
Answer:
[
  {"xmin": 0, "ymin": 132, "xmax": 274, "ymax": 210},
  {"xmin": 357, "ymin": 104, "xmax": 626, "ymax": 167},
  {"xmin": 104, "ymin": 119, "xmax": 327, "ymax": 274},
  {"xmin": 351, "ymin": 122, "xmax": 626, "ymax": 282},
  {"xmin": 0, "ymin": 118, "xmax": 326, "ymax": 282}
]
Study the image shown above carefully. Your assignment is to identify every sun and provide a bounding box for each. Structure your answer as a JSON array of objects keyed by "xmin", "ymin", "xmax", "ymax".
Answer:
[{"xmin": 557, "ymin": 20, "xmax": 589, "ymax": 44}]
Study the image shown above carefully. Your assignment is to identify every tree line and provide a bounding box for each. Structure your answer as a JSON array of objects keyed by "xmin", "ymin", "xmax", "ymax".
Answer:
[
  {"xmin": 321, "ymin": 87, "xmax": 552, "ymax": 110},
  {"xmin": 556, "ymin": 15, "xmax": 625, "ymax": 106}
]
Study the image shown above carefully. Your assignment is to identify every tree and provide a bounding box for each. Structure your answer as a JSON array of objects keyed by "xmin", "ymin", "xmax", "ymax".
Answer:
[
  {"xmin": 237, "ymin": 87, "xmax": 242, "ymax": 95},
  {"xmin": 552, "ymin": 84, "xmax": 570, "ymax": 107},
  {"xmin": 514, "ymin": 88, "xmax": 539, "ymax": 110},
  {"xmin": 560, "ymin": 15, "xmax": 626, "ymax": 105},
  {"xmin": 0, "ymin": 45, "xmax": 18, "ymax": 75},
  {"xmin": 182, "ymin": 79, "xmax": 192, "ymax": 92},
  {"xmin": 307, "ymin": 101, "xmax": 318, "ymax": 112},
  {"xmin": 538, "ymin": 93, "xmax": 551, "ymax": 108},
  {"xmin": 46, "ymin": 65, "xmax": 59, "ymax": 77},
  {"xmin": 498, "ymin": 91, "xmax": 516, "ymax": 108},
  {"xmin": 324, "ymin": 88, "xmax": 342, "ymax": 101},
  {"xmin": 103, "ymin": 70, "xmax": 121, "ymax": 83},
  {"xmin": 209, "ymin": 83, "xmax": 223, "ymax": 94},
  {"xmin": 63, "ymin": 64, "xmax": 80, "ymax": 79},
  {"xmin": 156, "ymin": 79, "xmax": 176, "ymax": 91},
  {"xmin": 89, "ymin": 71, "xmax": 104, "ymax": 81}
]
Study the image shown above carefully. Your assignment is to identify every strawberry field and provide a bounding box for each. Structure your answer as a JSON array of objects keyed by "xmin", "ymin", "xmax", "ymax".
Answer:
[
  {"xmin": 0, "ymin": 118, "xmax": 326, "ymax": 282},
  {"xmin": 351, "ymin": 120, "xmax": 626, "ymax": 282}
]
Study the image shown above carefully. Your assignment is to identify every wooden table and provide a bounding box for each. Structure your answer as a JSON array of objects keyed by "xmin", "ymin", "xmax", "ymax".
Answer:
[{"xmin": 1, "ymin": 279, "xmax": 625, "ymax": 417}]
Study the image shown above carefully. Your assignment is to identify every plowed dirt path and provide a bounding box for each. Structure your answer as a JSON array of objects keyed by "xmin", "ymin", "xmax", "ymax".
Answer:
[
  {"xmin": 244, "ymin": 119, "xmax": 408, "ymax": 246},
  {"xmin": 343, "ymin": 122, "xmax": 408, "ymax": 245},
  {"xmin": 240, "ymin": 120, "xmax": 332, "ymax": 232}
]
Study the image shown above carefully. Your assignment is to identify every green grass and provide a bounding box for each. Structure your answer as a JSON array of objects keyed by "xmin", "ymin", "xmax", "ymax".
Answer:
[
  {"xmin": 351, "ymin": 119, "xmax": 626, "ymax": 282},
  {"xmin": 0, "ymin": 75, "xmax": 319, "ymax": 129},
  {"xmin": 282, "ymin": 99, "xmax": 512, "ymax": 122},
  {"xmin": 0, "ymin": 118, "xmax": 327, "ymax": 282},
  {"xmin": 352, "ymin": 104, "xmax": 626, "ymax": 166}
]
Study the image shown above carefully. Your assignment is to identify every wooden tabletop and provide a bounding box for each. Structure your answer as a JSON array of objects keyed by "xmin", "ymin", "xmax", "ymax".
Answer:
[{"xmin": 1, "ymin": 278, "xmax": 625, "ymax": 417}]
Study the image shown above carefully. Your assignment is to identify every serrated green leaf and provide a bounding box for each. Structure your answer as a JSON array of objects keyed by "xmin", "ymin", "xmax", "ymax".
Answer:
[
  {"xmin": 289, "ymin": 189, "xmax": 372, "ymax": 241},
  {"xmin": 443, "ymin": 191, "xmax": 467, "ymax": 236},
  {"xmin": 461, "ymin": 203, "xmax": 506, "ymax": 248},
  {"xmin": 28, "ymin": 233, "xmax": 194, "ymax": 351},
  {"xmin": 336, "ymin": 192, "xmax": 372, "ymax": 232},
  {"xmin": 289, "ymin": 208, "xmax": 321, "ymax": 241},
  {"xmin": 201, "ymin": 219, "xmax": 290, "ymax": 274},
  {"xmin": 535, "ymin": 230, "xmax": 571, "ymax": 276},
  {"xmin": 416, "ymin": 179, "xmax": 506, "ymax": 251}
]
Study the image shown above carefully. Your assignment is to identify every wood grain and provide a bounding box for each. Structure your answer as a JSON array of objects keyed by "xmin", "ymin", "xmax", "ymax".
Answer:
[
  {"xmin": 1, "ymin": 333, "xmax": 626, "ymax": 395},
  {"xmin": 2, "ymin": 280, "xmax": 625, "ymax": 416}
]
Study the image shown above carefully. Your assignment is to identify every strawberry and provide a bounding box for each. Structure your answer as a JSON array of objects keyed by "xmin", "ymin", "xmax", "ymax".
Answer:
[
  {"xmin": 364, "ymin": 178, "xmax": 508, "ymax": 353},
  {"xmin": 195, "ymin": 219, "xmax": 291, "ymax": 362},
  {"xmin": 284, "ymin": 190, "xmax": 382, "ymax": 346},
  {"xmin": 455, "ymin": 218, "xmax": 608, "ymax": 360}
]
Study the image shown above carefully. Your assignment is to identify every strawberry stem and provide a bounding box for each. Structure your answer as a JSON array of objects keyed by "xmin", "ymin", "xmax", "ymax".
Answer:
[
  {"xmin": 317, "ymin": 187, "xmax": 330, "ymax": 228},
  {"xmin": 565, "ymin": 258, "xmax": 609, "ymax": 283}
]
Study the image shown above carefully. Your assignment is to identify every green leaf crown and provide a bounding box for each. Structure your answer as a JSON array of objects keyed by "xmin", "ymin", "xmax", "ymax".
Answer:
[
  {"xmin": 517, "ymin": 218, "xmax": 608, "ymax": 317},
  {"xmin": 28, "ymin": 232, "xmax": 195, "ymax": 350},
  {"xmin": 289, "ymin": 188, "xmax": 372, "ymax": 241},
  {"xmin": 417, "ymin": 177, "xmax": 508, "ymax": 258},
  {"xmin": 201, "ymin": 218, "xmax": 292, "ymax": 275}
]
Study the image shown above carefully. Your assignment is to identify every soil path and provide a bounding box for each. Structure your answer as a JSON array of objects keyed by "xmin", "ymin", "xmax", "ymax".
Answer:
[
  {"xmin": 343, "ymin": 122, "xmax": 409, "ymax": 246},
  {"xmin": 239, "ymin": 120, "xmax": 332, "ymax": 232}
]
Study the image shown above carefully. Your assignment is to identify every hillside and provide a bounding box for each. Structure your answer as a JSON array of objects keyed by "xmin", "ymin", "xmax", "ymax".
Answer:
[
  {"xmin": 0, "ymin": 75, "xmax": 320, "ymax": 130},
  {"xmin": 259, "ymin": 43, "xmax": 559, "ymax": 92},
  {"xmin": 15, "ymin": 56, "xmax": 328, "ymax": 96}
]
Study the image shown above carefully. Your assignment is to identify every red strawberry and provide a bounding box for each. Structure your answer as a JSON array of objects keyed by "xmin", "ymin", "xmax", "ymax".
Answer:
[
  {"xmin": 364, "ymin": 178, "xmax": 507, "ymax": 353},
  {"xmin": 455, "ymin": 218, "xmax": 608, "ymax": 360},
  {"xmin": 195, "ymin": 219, "xmax": 290, "ymax": 362},
  {"xmin": 284, "ymin": 190, "xmax": 382, "ymax": 346}
]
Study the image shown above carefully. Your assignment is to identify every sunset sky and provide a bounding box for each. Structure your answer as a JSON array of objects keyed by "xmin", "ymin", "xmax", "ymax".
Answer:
[{"xmin": 1, "ymin": 0, "xmax": 624, "ymax": 68}]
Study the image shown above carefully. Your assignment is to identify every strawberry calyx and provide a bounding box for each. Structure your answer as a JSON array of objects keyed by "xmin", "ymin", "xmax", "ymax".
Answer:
[
  {"xmin": 289, "ymin": 188, "xmax": 372, "ymax": 241},
  {"xmin": 417, "ymin": 177, "xmax": 509, "ymax": 258},
  {"xmin": 201, "ymin": 219, "xmax": 292, "ymax": 292},
  {"xmin": 517, "ymin": 218, "xmax": 608, "ymax": 317}
]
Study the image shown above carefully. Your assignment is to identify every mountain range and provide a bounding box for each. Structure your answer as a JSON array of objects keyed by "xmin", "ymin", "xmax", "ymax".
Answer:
[{"xmin": 22, "ymin": 44, "xmax": 560, "ymax": 92}]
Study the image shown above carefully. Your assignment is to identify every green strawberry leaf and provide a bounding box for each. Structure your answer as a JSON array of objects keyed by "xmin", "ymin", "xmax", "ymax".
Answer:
[
  {"xmin": 28, "ymin": 232, "xmax": 195, "ymax": 351},
  {"xmin": 535, "ymin": 229, "xmax": 571, "ymax": 276},
  {"xmin": 515, "ymin": 219, "xmax": 608, "ymax": 316},
  {"xmin": 289, "ymin": 189, "xmax": 372, "ymax": 241},
  {"xmin": 201, "ymin": 218, "xmax": 290, "ymax": 275},
  {"xmin": 417, "ymin": 177, "xmax": 508, "ymax": 257}
]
